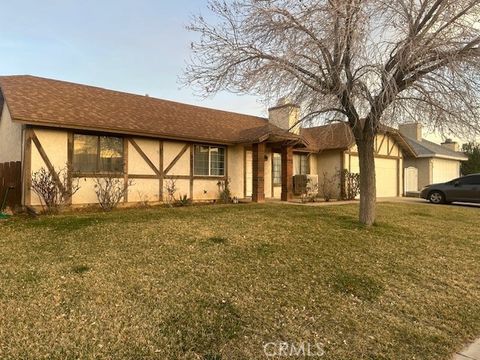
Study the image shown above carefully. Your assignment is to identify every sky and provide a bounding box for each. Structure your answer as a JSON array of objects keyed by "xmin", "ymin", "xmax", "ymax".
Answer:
[{"xmin": 0, "ymin": 0, "xmax": 471, "ymax": 144}]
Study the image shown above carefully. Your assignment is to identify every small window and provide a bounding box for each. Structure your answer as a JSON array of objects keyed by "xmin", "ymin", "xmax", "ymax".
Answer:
[
  {"xmin": 459, "ymin": 175, "xmax": 480, "ymax": 185},
  {"xmin": 193, "ymin": 145, "xmax": 225, "ymax": 176},
  {"xmin": 299, "ymin": 154, "xmax": 309, "ymax": 175},
  {"xmin": 272, "ymin": 153, "xmax": 282, "ymax": 185},
  {"xmin": 73, "ymin": 134, "xmax": 124, "ymax": 173}
]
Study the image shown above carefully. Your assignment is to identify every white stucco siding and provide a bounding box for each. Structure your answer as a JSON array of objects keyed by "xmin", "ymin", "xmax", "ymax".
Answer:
[
  {"xmin": 128, "ymin": 138, "xmax": 160, "ymax": 175},
  {"xmin": 227, "ymin": 145, "xmax": 244, "ymax": 198},
  {"xmin": 192, "ymin": 179, "xmax": 220, "ymax": 200},
  {"xmin": 432, "ymin": 158, "xmax": 460, "ymax": 184},
  {"xmin": 73, "ymin": 178, "xmax": 102, "ymax": 205},
  {"xmin": 30, "ymin": 128, "xmax": 69, "ymax": 205},
  {"xmin": 129, "ymin": 179, "xmax": 160, "ymax": 203},
  {"xmin": 316, "ymin": 151, "xmax": 343, "ymax": 200},
  {"xmin": 163, "ymin": 141, "xmax": 190, "ymax": 176},
  {"xmin": 0, "ymin": 104, "xmax": 23, "ymax": 163}
]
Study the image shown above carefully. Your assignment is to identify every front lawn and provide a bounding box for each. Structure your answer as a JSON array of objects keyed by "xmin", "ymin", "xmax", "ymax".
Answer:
[{"xmin": 0, "ymin": 203, "xmax": 479, "ymax": 359}]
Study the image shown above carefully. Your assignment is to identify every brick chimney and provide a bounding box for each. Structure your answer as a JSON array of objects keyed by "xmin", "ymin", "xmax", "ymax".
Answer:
[
  {"xmin": 268, "ymin": 98, "xmax": 301, "ymax": 135},
  {"xmin": 441, "ymin": 139, "xmax": 459, "ymax": 152},
  {"xmin": 399, "ymin": 123, "xmax": 422, "ymax": 141}
]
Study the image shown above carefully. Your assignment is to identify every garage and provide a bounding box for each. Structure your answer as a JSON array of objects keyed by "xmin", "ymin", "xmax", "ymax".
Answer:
[{"xmin": 350, "ymin": 156, "xmax": 399, "ymax": 197}]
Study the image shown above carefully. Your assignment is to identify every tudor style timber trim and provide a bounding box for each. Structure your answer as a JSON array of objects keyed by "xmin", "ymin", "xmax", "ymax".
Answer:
[
  {"xmin": 159, "ymin": 141, "xmax": 164, "ymax": 201},
  {"xmin": 23, "ymin": 127, "xmax": 33, "ymax": 206},
  {"xmin": 189, "ymin": 145, "xmax": 194, "ymax": 199},
  {"xmin": 164, "ymin": 143, "xmax": 190, "ymax": 175},
  {"xmin": 123, "ymin": 139, "xmax": 129, "ymax": 203},
  {"xmin": 66, "ymin": 132, "xmax": 74, "ymax": 204},
  {"xmin": 31, "ymin": 130, "xmax": 67, "ymax": 195},
  {"xmin": 128, "ymin": 138, "xmax": 162, "ymax": 177}
]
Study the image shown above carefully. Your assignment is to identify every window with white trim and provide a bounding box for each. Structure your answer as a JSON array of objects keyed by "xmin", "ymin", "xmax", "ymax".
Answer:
[{"xmin": 193, "ymin": 145, "xmax": 225, "ymax": 176}]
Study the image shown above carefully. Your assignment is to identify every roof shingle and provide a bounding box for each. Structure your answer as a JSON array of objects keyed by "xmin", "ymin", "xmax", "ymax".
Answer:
[{"xmin": 0, "ymin": 75, "xmax": 298, "ymax": 144}]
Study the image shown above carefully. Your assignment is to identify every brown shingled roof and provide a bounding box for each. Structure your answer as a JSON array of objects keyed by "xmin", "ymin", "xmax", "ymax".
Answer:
[
  {"xmin": 301, "ymin": 122, "xmax": 416, "ymax": 157},
  {"xmin": 301, "ymin": 122, "xmax": 354, "ymax": 151},
  {"xmin": 0, "ymin": 75, "xmax": 300, "ymax": 145}
]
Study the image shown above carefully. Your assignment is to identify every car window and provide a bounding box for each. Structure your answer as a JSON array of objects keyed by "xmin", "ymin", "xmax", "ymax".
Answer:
[{"xmin": 459, "ymin": 175, "xmax": 480, "ymax": 185}]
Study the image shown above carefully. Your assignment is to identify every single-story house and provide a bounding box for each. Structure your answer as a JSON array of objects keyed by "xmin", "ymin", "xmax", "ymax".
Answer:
[
  {"xmin": 0, "ymin": 75, "xmax": 457, "ymax": 209},
  {"xmin": 399, "ymin": 123, "xmax": 468, "ymax": 193}
]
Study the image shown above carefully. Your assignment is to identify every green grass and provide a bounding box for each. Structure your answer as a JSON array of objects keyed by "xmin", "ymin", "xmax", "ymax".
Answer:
[{"xmin": 0, "ymin": 202, "xmax": 479, "ymax": 359}]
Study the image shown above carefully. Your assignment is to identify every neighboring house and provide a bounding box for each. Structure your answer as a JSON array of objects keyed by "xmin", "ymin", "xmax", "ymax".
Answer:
[
  {"xmin": 0, "ymin": 75, "xmax": 433, "ymax": 209},
  {"xmin": 399, "ymin": 123, "xmax": 468, "ymax": 193}
]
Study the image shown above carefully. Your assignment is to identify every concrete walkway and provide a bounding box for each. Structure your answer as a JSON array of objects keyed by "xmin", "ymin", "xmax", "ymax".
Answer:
[{"xmin": 454, "ymin": 338, "xmax": 480, "ymax": 360}]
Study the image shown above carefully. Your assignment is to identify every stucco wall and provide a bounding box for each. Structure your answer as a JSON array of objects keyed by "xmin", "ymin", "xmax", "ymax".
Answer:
[
  {"xmin": 316, "ymin": 150, "xmax": 342, "ymax": 199},
  {"xmin": 0, "ymin": 104, "xmax": 22, "ymax": 163},
  {"xmin": 30, "ymin": 128, "xmax": 69, "ymax": 205},
  {"xmin": 27, "ymin": 127, "xmax": 243, "ymax": 206}
]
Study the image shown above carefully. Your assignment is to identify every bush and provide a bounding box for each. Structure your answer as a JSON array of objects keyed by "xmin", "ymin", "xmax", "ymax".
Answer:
[
  {"xmin": 93, "ymin": 174, "xmax": 133, "ymax": 211},
  {"xmin": 340, "ymin": 169, "xmax": 360, "ymax": 200},
  {"xmin": 217, "ymin": 178, "xmax": 232, "ymax": 204},
  {"xmin": 31, "ymin": 166, "xmax": 80, "ymax": 213},
  {"xmin": 319, "ymin": 171, "xmax": 338, "ymax": 202}
]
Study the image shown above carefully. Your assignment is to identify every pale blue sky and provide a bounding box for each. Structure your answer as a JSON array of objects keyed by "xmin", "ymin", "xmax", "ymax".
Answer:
[
  {"xmin": 0, "ymin": 0, "xmax": 265, "ymax": 116},
  {"xmin": 0, "ymin": 1, "xmax": 469, "ymax": 143}
]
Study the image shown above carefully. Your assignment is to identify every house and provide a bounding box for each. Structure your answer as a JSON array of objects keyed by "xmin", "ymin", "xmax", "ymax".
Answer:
[
  {"xmin": 0, "ymin": 75, "xmax": 425, "ymax": 209},
  {"xmin": 399, "ymin": 123, "xmax": 468, "ymax": 193}
]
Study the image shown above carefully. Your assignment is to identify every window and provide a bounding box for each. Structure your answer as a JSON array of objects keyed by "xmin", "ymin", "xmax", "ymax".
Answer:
[
  {"xmin": 73, "ymin": 134, "xmax": 124, "ymax": 173},
  {"xmin": 193, "ymin": 145, "xmax": 225, "ymax": 176},
  {"xmin": 272, "ymin": 153, "xmax": 282, "ymax": 185},
  {"xmin": 459, "ymin": 175, "xmax": 480, "ymax": 185},
  {"xmin": 297, "ymin": 154, "xmax": 309, "ymax": 175}
]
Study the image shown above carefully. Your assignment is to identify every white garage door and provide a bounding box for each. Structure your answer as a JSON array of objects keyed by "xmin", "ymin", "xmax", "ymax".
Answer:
[
  {"xmin": 432, "ymin": 159, "xmax": 460, "ymax": 184},
  {"xmin": 350, "ymin": 156, "xmax": 398, "ymax": 197}
]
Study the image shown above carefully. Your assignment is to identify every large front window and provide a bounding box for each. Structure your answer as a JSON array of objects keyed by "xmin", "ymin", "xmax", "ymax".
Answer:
[
  {"xmin": 193, "ymin": 145, "xmax": 225, "ymax": 176},
  {"xmin": 73, "ymin": 134, "xmax": 124, "ymax": 173},
  {"xmin": 272, "ymin": 153, "xmax": 282, "ymax": 185}
]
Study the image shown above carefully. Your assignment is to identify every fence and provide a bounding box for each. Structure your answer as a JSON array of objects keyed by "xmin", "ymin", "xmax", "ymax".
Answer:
[{"xmin": 0, "ymin": 161, "xmax": 22, "ymax": 210}]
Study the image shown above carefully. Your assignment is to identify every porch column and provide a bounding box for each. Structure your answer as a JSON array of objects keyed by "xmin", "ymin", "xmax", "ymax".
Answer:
[
  {"xmin": 281, "ymin": 145, "xmax": 293, "ymax": 201},
  {"xmin": 252, "ymin": 142, "xmax": 266, "ymax": 202}
]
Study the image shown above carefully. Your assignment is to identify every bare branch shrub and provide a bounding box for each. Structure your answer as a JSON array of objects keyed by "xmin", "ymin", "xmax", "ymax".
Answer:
[
  {"xmin": 217, "ymin": 178, "xmax": 232, "ymax": 204},
  {"xmin": 164, "ymin": 179, "xmax": 178, "ymax": 207},
  {"xmin": 300, "ymin": 178, "xmax": 319, "ymax": 203},
  {"xmin": 93, "ymin": 174, "xmax": 133, "ymax": 211},
  {"xmin": 31, "ymin": 166, "xmax": 80, "ymax": 213},
  {"xmin": 320, "ymin": 171, "xmax": 338, "ymax": 202},
  {"xmin": 340, "ymin": 170, "xmax": 361, "ymax": 201}
]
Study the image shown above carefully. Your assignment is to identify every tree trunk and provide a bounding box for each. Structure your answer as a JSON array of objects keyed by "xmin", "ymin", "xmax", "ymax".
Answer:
[{"xmin": 356, "ymin": 134, "xmax": 376, "ymax": 226}]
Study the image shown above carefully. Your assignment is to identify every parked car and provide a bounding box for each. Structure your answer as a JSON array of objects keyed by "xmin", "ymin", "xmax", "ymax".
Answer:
[{"xmin": 420, "ymin": 174, "xmax": 480, "ymax": 204}]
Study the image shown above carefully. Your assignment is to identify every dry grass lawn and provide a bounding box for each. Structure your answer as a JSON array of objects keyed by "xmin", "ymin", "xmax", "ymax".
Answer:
[{"xmin": 0, "ymin": 202, "xmax": 479, "ymax": 359}]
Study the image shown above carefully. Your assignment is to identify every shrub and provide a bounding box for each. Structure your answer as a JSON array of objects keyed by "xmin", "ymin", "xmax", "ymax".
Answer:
[
  {"xmin": 340, "ymin": 169, "xmax": 360, "ymax": 200},
  {"xmin": 93, "ymin": 174, "xmax": 133, "ymax": 211},
  {"xmin": 319, "ymin": 171, "xmax": 339, "ymax": 202},
  {"xmin": 217, "ymin": 178, "xmax": 232, "ymax": 204},
  {"xmin": 300, "ymin": 177, "xmax": 319, "ymax": 203},
  {"xmin": 164, "ymin": 179, "xmax": 178, "ymax": 207},
  {"xmin": 31, "ymin": 166, "xmax": 80, "ymax": 213}
]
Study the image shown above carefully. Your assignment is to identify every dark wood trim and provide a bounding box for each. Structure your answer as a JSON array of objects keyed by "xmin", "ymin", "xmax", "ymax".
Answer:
[
  {"xmin": 165, "ymin": 175, "xmax": 190, "ymax": 180},
  {"xmin": 23, "ymin": 127, "xmax": 33, "ymax": 206},
  {"xmin": 189, "ymin": 145, "xmax": 194, "ymax": 199},
  {"xmin": 129, "ymin": 174, "xmax": 160, "ymax": 180},
  {"xmin": 346, "ymin": 151, "xmax": 401, "ymax": 160},
  {"xmin": 31, "ymin": 130, "xmax": 67, "ymax": 195},
  {"xmin": 376, "ymin": 134, "xmax": 386, "ymax": 154},
  {"xmin": 159, "ymin": 141, "xmax": 164, "ymax": 202},
  {"xmin": 128, "ymin": 138, "xmax": 162, "ymax": 177},
  {"xmin": 72, "ymin": 172, "xmax": 123, "ymax": 178},
  {"xmin": 123, "ymin": 139, "xmax": 129, "ymax": 203},
  {"xmin": 340, "ymin": 151, "xmax": 345, "ymax": 197},
  {"xmin": 243, "ymin": 147, "xmax": 247, "ymax": 198},
  {"xmin": 66, "ymin": 132, "xmax": 74, "ymax": 204},
  {"xmin": 164, "ymin": 143, "xmax": 190, "ymax": 175}
]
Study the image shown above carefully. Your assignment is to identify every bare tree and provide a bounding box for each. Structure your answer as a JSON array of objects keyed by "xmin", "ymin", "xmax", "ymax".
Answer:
[{"xmin": 183, "ymin": 0, "xmax": 480, "ymax": 225}]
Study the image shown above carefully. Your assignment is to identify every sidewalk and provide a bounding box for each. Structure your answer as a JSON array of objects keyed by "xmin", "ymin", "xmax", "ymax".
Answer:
[{"xmin": 454, "ymin": 338, "xmax": 480, "ymax": 360}]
